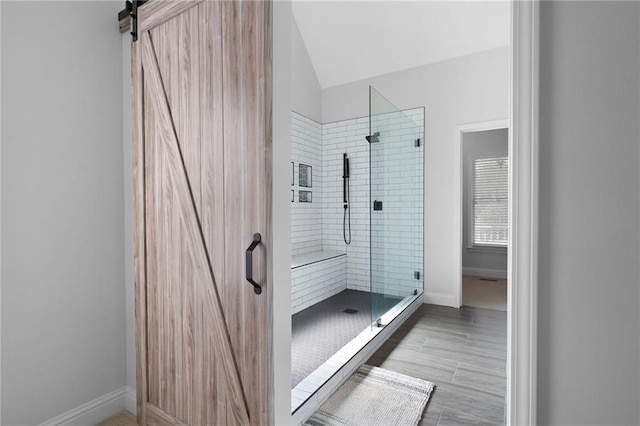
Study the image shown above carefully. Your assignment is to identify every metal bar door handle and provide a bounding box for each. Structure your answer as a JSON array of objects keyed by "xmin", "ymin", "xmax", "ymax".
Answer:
[{"xmin": 245, "ymin": 233, "xmax": 262, "ymax": 295}]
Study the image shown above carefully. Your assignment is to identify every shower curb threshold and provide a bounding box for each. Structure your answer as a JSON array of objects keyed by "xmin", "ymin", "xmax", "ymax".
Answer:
[{"xmin": 291, "ymin": 293, "xmax": 424, "ymax": 425}]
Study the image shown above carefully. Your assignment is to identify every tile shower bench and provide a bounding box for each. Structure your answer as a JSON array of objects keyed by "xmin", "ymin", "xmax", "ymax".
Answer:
[{"xmin": 291, "ymin": 251, "xmax": 347, "ymax": 314}]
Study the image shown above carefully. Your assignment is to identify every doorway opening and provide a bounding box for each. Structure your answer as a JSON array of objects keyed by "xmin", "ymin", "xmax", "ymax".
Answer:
[
  {"xmin": 277, "ymin": 0, "xmax": 539, "ymax": 423},
  {"xmin": 461, "ymin": 127, "xmax": 509, "ymax": 312}
]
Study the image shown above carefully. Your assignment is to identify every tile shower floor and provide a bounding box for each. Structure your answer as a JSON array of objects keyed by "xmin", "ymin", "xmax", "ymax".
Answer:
[{"xmin": 291, "ymin": 289, "xmax": 401, "ymax": 388}]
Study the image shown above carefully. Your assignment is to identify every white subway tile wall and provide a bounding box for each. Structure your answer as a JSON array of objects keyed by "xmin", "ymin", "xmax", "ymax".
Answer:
[
  {"xmin": 370, "ymin": 109, "xmax": 424, "ymax": 299},
  {"xmin": 322, "ymin": 116, "xmax": 371, "ymax": 292},
  {"xmin": 291, "ymin": 255, "xmax": 347, "ymax": 314},
  {"xmin": 291, "ymin": 112, "xmax": 323, "ymax": 256},
  {"xmin": 291, "ymin": 108, "xmax": 424, "ymax": 308},
  {"xmin": 322, "ymin": 108, "xmax": 424, "ymax": 297}
]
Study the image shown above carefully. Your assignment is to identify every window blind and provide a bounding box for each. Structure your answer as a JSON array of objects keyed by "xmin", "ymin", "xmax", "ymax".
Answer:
[{"xmin": 472, "ymin": 156, "xmax": 508, "ymax": 246}]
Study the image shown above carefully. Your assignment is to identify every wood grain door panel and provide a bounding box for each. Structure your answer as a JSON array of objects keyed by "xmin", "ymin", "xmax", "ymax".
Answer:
[{"xmin": 132, "ymin": 2, "xmax": 272, "ymax": 425}]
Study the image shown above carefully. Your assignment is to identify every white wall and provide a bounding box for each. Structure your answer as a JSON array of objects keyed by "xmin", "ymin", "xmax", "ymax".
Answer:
[
  {"xmin": 272, "ymin": 2, "xmax": 293, "ymax": 424},
  {"xmin": 292, "ymin": 18, "xmax": 321, "ymax": 123},
  {"xmin": 1, "ymin": 2, "xmax": 126, "ymax": 424},
  {"xmin": 322, "ymin": 46, "xmax": 509, "ymax": 306},
  {"xmin": 462, "ymin": 128, "xmax": 508, "ymax": 274},
  {"xmin": 538, "ymin": 1, "xmax": 640, "ymax": 424}
]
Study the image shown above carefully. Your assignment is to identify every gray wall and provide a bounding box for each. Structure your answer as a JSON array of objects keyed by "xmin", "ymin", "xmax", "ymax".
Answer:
[
  {"xmin": 462, "ymin": 128, "xmax": 508, "ymax": 274},
  {"xmin": 292, "ymin": 18, "xmax": 322, "ymax": 122},
  {"xmin": 322, "ymin": 46, "xmax": 509, "ymax": 306},
  {"xmin": 1, "ymin": 2, "xmax": 126, "ymax": 424},
  {"xmin": 538, "ymin": 1, "xmax": 640, "ymax": 424}
]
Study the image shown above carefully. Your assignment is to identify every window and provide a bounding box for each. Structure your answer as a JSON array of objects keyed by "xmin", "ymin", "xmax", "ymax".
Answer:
[{"xmin": 471, "ymin": 155, "xmax": 508, "ymax": 247}]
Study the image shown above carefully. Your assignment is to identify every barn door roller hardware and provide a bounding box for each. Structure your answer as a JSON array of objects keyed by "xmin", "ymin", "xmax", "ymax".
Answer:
[{"xmin": 118, "ymin": 0, "xmax": 148, "ymax": 42}]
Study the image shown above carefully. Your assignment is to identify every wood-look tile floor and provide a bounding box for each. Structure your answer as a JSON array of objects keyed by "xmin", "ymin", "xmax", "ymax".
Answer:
[
  {"xmin": 97, "ymin": 411, "xmax": 137, "ymax": 426},
  {"xmin": 462, "ymin": 275, "xmax": 507, "ymax": 312},
  {"xmin": 367, "ymin": 303, "xmax": 507, "ymax": 425}
]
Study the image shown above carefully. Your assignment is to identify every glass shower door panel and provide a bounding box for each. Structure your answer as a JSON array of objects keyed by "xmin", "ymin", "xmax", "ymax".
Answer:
[{"xmin": 369, "ymin": 86, "xmax": 424, "ymax": 326}]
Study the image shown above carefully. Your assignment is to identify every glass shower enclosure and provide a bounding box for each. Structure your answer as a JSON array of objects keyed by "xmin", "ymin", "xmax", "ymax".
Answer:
[{"xmin": 369, "ymin": 86, "xmax": 424, "ymax": 326}]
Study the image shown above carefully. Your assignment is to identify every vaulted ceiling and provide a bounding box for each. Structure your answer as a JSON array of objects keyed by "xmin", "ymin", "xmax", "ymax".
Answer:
[{"xmin": 292, "ymin": 1, "xmax": 510, "ymax": 88}]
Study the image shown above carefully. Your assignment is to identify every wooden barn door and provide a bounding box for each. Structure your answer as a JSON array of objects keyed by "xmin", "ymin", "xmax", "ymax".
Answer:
[{"xmin": 131, "ymin": 1, "xmax": 272, "ymax": 425}]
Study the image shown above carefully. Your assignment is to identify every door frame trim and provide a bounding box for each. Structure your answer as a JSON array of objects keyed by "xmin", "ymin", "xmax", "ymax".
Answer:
[
  {"xmin": 508, "ymin": 1, "xmax": 539, "ymax": 424},
  {"xmin": 451, "ymin": 2, "xmax": 539, "ymax": 424}
]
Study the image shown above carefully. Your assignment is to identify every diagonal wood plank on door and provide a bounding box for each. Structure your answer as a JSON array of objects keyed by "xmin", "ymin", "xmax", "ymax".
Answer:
[
  {"xmin": 197, "ymin": 1, "xmax": 227, "ymax": 424},
  {"xmin": 140, "ymin": 31, "xmax": 250, "ymax": 425}
]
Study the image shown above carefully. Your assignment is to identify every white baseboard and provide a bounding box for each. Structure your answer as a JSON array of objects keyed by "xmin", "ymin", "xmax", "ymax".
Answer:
[
  {"xmin": 462, "ymin": 267, "xmax": 507, "ymax": 280},
  {"xmin": 423, "ymin": 291, "xmax": 457, "ymax": 307},
  {"xmin": 39, "ymin": 386, "xmax": 129, "ymax": 426},
  {"xmin": 124, "ymin": 386, "xmax": 137, "ymax": 416}
]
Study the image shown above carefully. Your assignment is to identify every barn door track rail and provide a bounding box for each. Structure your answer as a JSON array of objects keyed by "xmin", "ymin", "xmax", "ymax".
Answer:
[{"xmin": 118, "ymin": 0, "xmax": 148, "ymax": 42}]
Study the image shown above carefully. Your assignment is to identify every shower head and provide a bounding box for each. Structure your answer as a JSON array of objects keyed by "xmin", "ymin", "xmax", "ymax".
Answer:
[{"xmin": 366, "ymin": 132, "xmax": 380, "ymax": 143}]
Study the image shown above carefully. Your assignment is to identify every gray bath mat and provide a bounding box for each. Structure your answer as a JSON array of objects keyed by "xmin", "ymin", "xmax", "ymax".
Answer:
[{"xmin": 305, "ymin": 365, "xmax": 434, "ymax": 426}]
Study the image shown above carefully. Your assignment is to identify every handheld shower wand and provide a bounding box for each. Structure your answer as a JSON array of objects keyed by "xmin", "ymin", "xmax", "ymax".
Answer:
[{"xmin": 343, "ymin": 153, "xmax": 351, "ymax": 245}]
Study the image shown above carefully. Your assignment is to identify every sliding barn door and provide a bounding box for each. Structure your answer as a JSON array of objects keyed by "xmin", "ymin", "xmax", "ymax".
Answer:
[{"xmin": 131, "ymin": 1, "xmax": 272, "ymax": 425}]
